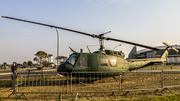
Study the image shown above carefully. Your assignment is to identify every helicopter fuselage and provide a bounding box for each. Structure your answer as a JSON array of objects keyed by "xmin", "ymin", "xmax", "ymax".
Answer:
[
  {"xmin": 57, "ymin": 50, "xmax": 128, "ymax": 73},
  {"xmin": 57, "ymin": 48, "xmax": 168, "ymax": 73}
]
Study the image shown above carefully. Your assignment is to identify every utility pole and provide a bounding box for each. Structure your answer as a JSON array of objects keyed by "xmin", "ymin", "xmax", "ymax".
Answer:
[{"xmin": 54, "ymin": 28, "xmax": 59, "ymax": 68}]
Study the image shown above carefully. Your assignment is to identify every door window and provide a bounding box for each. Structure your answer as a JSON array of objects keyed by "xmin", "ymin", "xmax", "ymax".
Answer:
[{"xmin": 76, "ymin": 56, "xmax": 87, "ymax": 67}]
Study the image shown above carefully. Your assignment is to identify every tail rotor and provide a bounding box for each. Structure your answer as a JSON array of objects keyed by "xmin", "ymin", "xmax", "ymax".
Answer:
[{"xmin": 163, "ymin": 42, "xmax": 179, "ymax": 52}]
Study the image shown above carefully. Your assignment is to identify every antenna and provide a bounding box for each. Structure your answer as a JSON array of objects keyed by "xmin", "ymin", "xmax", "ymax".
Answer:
[
  {"xmin": 113, "ymin": 44, "xmax": 121, "ymax": 51},
  {"xmin": 87, "ymin": 46, "xmax": 91, "ymax": 53},
  {"xmin": 86, "ymin": 45, "xmax": 99, "ymax": 53}
]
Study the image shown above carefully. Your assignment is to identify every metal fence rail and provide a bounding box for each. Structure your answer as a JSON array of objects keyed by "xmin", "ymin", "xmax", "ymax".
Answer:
[
  {"xmin": 163, "ymin": 70, "xmax": 180, "ymax": 88},
  {"xmin": 6, "ymin": 70, "xmax": 180, "ymax": 100},
  {"xmin": 121, "ymin": 71, "xmax": 163, "ymax": 97},
  {"xmin": 8, "ymin": 72, "xmax": 69, "ymax": 99},
  {"xmin": 122, "ymin": 71, "xmax": 162, "ymax": 91},
  {"xmin": 70, "ymin": 72, "xmax": 121, "ymax": 99},
  {"xmin": 70, "ymin": 72, "xmax": 121, "ymax": 93}
]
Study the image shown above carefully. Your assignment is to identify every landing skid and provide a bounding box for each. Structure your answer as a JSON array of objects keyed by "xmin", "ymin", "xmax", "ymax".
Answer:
[{"xmin": 72, "ymin": 77, "xmax": 119, "ymax": 86}]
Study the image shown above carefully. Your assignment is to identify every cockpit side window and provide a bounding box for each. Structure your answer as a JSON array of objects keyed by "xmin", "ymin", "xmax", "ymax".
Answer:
[
  {"xmin": 76, "ymin": 55, "xmax": 87, "ymax": 67},
  {"xmin": 66, "ymin": 54, "xmax": 77, "ymax": 65},
  {"xmin": 100, "ymin": 59, "xmax": 108, "ymax": 66},
  {"xmin": 110, "ymin": 59, "xmax": 117, "ymax": 67}
]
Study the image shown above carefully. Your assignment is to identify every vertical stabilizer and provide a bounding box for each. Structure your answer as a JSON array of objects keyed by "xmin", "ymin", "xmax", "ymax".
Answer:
[{"xmin": 160, "ymin": 47, "xmax": 169, "ymax": 59}]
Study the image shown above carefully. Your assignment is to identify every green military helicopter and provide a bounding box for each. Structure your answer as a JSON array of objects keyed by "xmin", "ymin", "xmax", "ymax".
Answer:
[
  {"xmin": 2, "ymin": 16, "xmax": 179, "ymax": 75},
  {"xmin": 59, "ymin": 42, "xmax": 177, "ymax": 74}
]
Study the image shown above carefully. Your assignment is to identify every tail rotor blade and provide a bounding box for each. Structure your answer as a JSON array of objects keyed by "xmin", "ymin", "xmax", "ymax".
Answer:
[
  {"xmin": 172, "ymin": 47, "xmax": 179, "ymax": 52},
  {"xmin": 163, "ymin": 42, "xmax": 179, "ymax": 52}
]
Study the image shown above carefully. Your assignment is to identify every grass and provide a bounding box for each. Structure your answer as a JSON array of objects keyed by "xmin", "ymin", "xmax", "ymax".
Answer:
[
  {"xmin": 139, "ymin": 65, "xmax": 180, "ymax": 70},
  {"xmin": 1, "ymin": 67, "xmax": 180, "ymax": 100},
  {"xmin": 0, "ymin": 94, "xmax": 2, "ymax": 101},
  {"xmin": 136, "ymin": 94, "xmax": 180, "ymax": 101},
  {"xmin": 1, "ymin": 87, "xmax": 180, "ymax": 101},
  {"xmin": 0, "ymin": 83, "xmax": 180, "ymax": 101},
  {"xmin": 0, "ymin": 80, "xmax": 12, "ymax": 88}
]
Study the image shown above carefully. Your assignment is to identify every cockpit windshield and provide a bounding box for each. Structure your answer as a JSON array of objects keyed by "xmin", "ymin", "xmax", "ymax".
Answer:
[{"xmin": 66, "ymin": 54, "xmax": 77, "ymax": 65}]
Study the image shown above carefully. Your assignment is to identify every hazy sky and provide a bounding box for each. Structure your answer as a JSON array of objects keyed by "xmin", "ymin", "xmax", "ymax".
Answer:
[{"xmin": 1, "ymin": 0, "xmax": 180, "ymax": 64}]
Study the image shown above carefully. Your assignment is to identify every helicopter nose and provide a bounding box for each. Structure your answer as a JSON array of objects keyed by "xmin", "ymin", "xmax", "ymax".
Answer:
[
  {"xmin": 57, "ymin": 63, "xmax": 72, "ymax": 74},
  {"xmin": 59, "ymin": 68, "xmax": 72, "ymax": 73},
  {"xmin": 58, "ymin": 68, "xmax": 72, "ymax": 76}
]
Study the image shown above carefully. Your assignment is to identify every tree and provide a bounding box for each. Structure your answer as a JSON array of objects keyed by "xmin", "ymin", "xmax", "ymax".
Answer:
[
  {"xmin": 2, "ymin": 62, "xmax": 7, "ymax": 72},
  {"xmin": 2, "ymin": 62, "xmax": 7, "ymax": 69},
  {"xmin": 17, "ymin": 63, "xmax": 22, "ymax": 66},
  {"xmin": 55, "ymin": 56, "xmax": 67, "ymax": 64},
  {"xmin": 28, "ymin": 61, "xmax": 33, "ymax": 66},
  {"xmin": 42, "ymin": 59, "xmax": 49, "ymax": 67},
  {"xmin": 23, "ymin": 61, "xmax": 28, "ymax": 66},
  {"xmin": 3, "ymin": 62, "xmax": 7, "ymax": 68},
  {"xmin": 34, "ymin": 51, "xmax": 49, "ymax": 66},
  {"xmin": 33, "ymin": 57, "xmax": 39, "ymax": 64}
]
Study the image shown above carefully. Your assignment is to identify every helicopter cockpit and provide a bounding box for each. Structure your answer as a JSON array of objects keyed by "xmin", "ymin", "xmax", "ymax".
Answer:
[
  {"xmin": 57, "ymin": 53, "xmax": 77, "ymax": 73},
  {"xmin": 57, "ymin": 53, "xmax": 88, "ymax": 73},
  {"xmin": 66, "ymin": 54, "xmax": 77, "ymax": 65}
]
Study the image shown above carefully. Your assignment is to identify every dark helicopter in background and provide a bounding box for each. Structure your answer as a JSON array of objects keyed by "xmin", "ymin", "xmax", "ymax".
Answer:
[{"xmin": 2, "ymin": 16, "xmax": 179, "ymax": 74}]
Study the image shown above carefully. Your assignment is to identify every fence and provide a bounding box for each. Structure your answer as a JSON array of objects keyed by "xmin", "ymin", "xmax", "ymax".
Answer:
[
  {"xmin": 6, "ymin": 70, "xmax": 180, "ymax": 100},
  {"xmin": 163, "ymin": 70, "xmax": 180, "ymax": 92},
  {"xmin": 122, "ymin": 71, "xmax": 162, "ymax": 91},
  {"xmin": 70, "ymin": 72, "xmax": 121, "ymax": 99},
  {"xmin": 8, "ymin": 72, "xmax": 69, "ymax": 99},
  {"xmin": 121, "ymin": 71, "xmax": 164, "ymax": 97}
]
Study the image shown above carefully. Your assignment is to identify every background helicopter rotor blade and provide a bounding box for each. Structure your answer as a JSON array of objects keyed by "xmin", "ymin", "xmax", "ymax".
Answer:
[{"xmin": 2, "ymin": 16, "xmax": 160, "ymax": 51}]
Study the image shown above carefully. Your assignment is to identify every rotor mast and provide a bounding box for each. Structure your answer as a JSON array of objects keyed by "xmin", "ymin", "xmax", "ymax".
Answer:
[{"xmin": 98, "ymin": 31, "xmax": 111, "ymax": 51}]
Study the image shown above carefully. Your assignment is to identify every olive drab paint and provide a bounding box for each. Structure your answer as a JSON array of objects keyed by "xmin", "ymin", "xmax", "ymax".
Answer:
[{"xmin": 57, "ymin": 46, "xmax": 170, "ymax": 73}]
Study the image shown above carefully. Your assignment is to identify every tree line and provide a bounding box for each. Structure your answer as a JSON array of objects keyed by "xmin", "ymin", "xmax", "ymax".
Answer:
[
  {"xmin": 1, "ymin": 51, "xmax": 67, "ymax": 69},
  {"xmin": 33, "ymin": 51, "xmax": 67, "ymax": 67}
]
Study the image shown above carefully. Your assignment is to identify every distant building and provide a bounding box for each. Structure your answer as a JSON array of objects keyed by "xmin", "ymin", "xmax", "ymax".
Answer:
[
  {"xmin": 48, "ymin": 54, "xmax": 53, "ymax": 63},
  {"xmin": 128, "ymin": 45, "xmax": 180, "ymax": 65}
]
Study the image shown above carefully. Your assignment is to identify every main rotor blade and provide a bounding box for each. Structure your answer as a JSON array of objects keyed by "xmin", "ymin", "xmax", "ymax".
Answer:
[
  {"xmin": 2, "ymin": 16, "xmax": 159, "ymax": 50},
  {"xmin": 104, "ymin": 37, "xmax": 160, "ymax": 51},
  {"xmin": 2, "ymin": 16, "xmax": 94, "ymax": 37}
]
